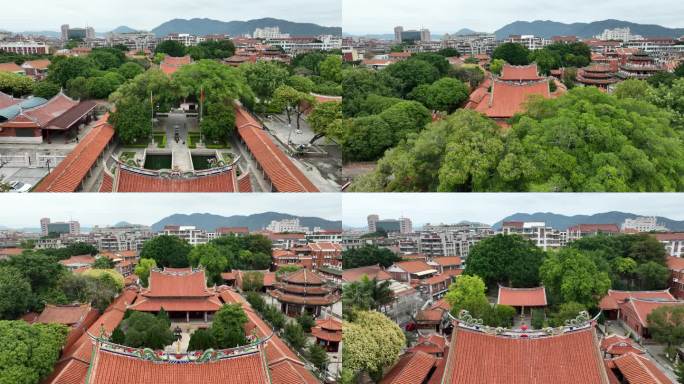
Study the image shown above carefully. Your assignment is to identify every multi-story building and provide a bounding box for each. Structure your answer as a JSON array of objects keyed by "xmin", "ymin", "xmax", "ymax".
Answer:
[
  {"xmin": 500, "ymin": 221, "xmax": 566, "ymax": 250},
  {"xmin": 40, "ymin": 218, "xmax": 80, "ymax": 236},
  {"xmin": 595, "ymin": 27, "xmax": 641, "ymax": 42},
  {"xmin": 504, "ymin": 35, "xmax": 550, "ymax": 50},
  {"xmin": 253, "ymin": 27, "xmax": 290, "ymax": 39},
  {"xmin": 399, "ymin": 217, "xmax": 413, "ymax": 234},
  {"xmin": 263, "ymin": 35, "xmax": 342, "ymax": 52},
  {"xmin": 0, "ymin": 41, "xmax": 50, "ymax": 55},
  {"xmin": 367, "ymin": 214, "xmax": 379, "ymax": 233},
  {"xmin": 106, "ymin": 31, "xmax": 157, "ymax": 52},
  {"xmin": 420, "ymin": 28, "xmax": 431, "ymax": 42},
  {"xmin": 266, "ymin": 218, "xmax": 308, "ymax": 233},
  {"xmin": 441, "ymin": 33, "xmax": 496, "ymax": 55},
  {"xmin": 306, "ymin": 230, "xmax": 342, "ymax": 243},
  {"xmin": 394, "ymin": 26, "xmax": 404, "ymax": 43},
  {"xmin": 162, "ymin": 33, "xmax": 205, "ymax": 47},
  {"xmin": 655, "ymin": 233, "xmax": 684, "ymax": 257},
  {"xmin": 160, "ymin": 225, "xmax": 208, "ymax": 245},
  {"xmin": 622, "ymin": 216, "xmax": 668, "ymax": 232},
  {"xmin": 566, "ymin": 224, "xmax": 620, "ymax": 242}
]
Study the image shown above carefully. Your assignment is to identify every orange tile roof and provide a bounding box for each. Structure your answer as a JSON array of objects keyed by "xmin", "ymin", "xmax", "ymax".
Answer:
[
  {"xmin": 342, "ymin": 265, "xmax": 392, "ymax": 282},
  {"xmin": 432, "ymin": 257, "xmax": 462, "ymax": 267},
  {"xmin": 421, "ymin": 274, "xmax": 453, "ymax": 286},
  {"xmin": 656, "ymin": 233, "xmax": 684, "ymax": 241},
  {"xmin": 238, "ymin": 174, "xmax": 252, "ymax": 192},
  {"xmin": 159, "ymin": 55, "xmax": 192, "ymax": 76},
  {"xmin": 22, "ymin": 59, "xmax": 50, "ymax": 70},
  {"xmin": 280, "ymin": 268, "xmax": 325, "ymax": 285},
  {"xmin": 235, "ymin": 104, "xmax": 318, "ymax": 192},
  {"xmin": 88, "ymin": 348, "xmax": 270, "ymax": 384},
  {"xmin": 0, "ymin": 62, "xmax": 24, "ymax": 73},
  {"xmin": 24, "ymin": 92, "xmax": 79, "ymax": 127},
  {"xmin": 497, "ymin": 286, "xmax": 548, "ymax": 307},
  {"xmin": 443, "ymin": 327, "xmax": 609, "ymax": 384},
  {"xmin": 474, "ymin": 78, "xmax": 550, "ymax": 119},
  {"xmin": 380, "ymin": 351, "xmax": 437, "ymax": 384},
  {"xmin": 315, "ymin": 316, "xmax": 342, "ymax": 331},
  {"xmin": 0, "ymin": 247, "xmax": 23, "ymax": 256},
  {"xmin": 668, "ymin": 256, "xmax": 684, "ymax": 271},
  {"xmin": 99, "ymin": 173, "xmax": 113, "ymax": 192},
  {"xmin": 408, "ymin": 334, "xmax": 448, "ymax": 356},
  {"xmin": 142, "ymin": 269, "xmax": 213, "ymax": 298},
  {"xmin": 499, "ymin": 64, "xmax": 542, "ymax": 81},
  {"xmin": 612, "ymin": 353, "xmax": 674, "ymax": 384},
  {"xmin": 599, "ymin": 289, "xmax": 675, "ymax": 311},
  {"xmin": 34, "ymin": 114, "xmax": 114, "ymax": 192},
  {"xmin": 36, "ymin": 304, "xmax": 93, "ymax": 325},
  {"xmin": 0, "ymin": 91, "xmax": 21, "ymax": 109},
  {"xmin": 568, "ymin": 224, "xmax": 620, "ymax": 233},
  {"xmin": 394, "ymin": 260, "xmax": 435, "ymax": 274},
  {"xmin": 619, "ymin": 299, "xmax": 684, "ymax": 328},
  {"xmin": 114, "ymin": 165, "xmax": 240, "ymax": 192},
  {"xmin": 59, "ymin": 255, "xmax": 96, "ymax": 266}
]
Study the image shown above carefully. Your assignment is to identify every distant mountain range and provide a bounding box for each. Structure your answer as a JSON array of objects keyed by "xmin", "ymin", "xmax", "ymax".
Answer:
[
  {"xmin": 494, "ymin": 19, "xmax": 684, "ymax": 40},
  {"xmin": 11, "ymin": 17, "xmax": 340, "ymax": 38},
  {"xmin": 150, "ymin": 17, "xmax": 340, "ymax": 37},
  {"xmin": 150, "ymin": 212, "xmax": 341, "ymax": 232},
  {"xmin": 492, "ymin": 211, "xmax": 684, "ymax": 231}
]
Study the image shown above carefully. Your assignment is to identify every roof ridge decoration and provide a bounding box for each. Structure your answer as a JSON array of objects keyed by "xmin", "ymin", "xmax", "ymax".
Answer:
[
  {"xmin": 87, "ymin": 329, "xmax": 273, "ymax": 364},
  {"xmin": 453, "ymin": 309, "xmax": 594, "ymax": 338}
]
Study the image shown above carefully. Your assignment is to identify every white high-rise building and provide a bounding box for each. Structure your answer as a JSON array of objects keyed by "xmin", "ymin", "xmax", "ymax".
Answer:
[
  {"xmin": 621, "ymin": 216, "xmax": 668, "ymax": 232},
  {"xmin": 367, "ymin": 214, "xmax": 379, "ymax": 233},
  {"xmin": 266, "ymin": 218, "xmax": 308, "ymax": 233},
  {"xmin": 420, "ymin": 28, "xmax": 431, "ymax": 42},
  {"xmin": 595, "ymin": 27, "xmax": 642, "ymax": 42},
  {"xmin": 40, "ymin": 218, "xmax": 50, "ymax": 236},
  {"xmin": 253, "ymin": 27, "xmax": 290, "ymax": 39},
  {"xmin": 399, "ymin": 217, "xmax": 413, "ymax": 234},
  {"xmin": 394, "ymin": 26, "xmax": 404, "ymax": 43}
]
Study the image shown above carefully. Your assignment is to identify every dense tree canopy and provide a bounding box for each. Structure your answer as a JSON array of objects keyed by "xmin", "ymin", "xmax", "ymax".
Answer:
[
  {"xmin": 343, "ymin": 311, "xmax": 405, "ymax": 380},
  {"xmin": 492, "ymin": 43, "xmax": 531, "ymax": 65},
  {"xmin": 211, "ymin": 304, "xmax": 249, "ymax": 348},
  {"xmin": 108, "ymin": 96, "xmax": 152, "ymax": 144},
  {"xmin": 647, "ymin": 305, "xmax": 684, "ymax": 349},
  {"xmin": 140, "ymin": 235, "xmax": 191, "ymax": 268},
  {"xmin": 208, "ymin": 234, "xmax": 272, "ymax": 270},
  {"xmin": 32, "ymin": 81, "xmax": 61, "ymax": 99},
  {"xmin": 241, "ymin": 61, "xmax": 289, "ymax": 103},
  {"xmin": 187, "ymin": 40, "xmax": 236, "ymax": 60},
  {"xmin": 0, "ymin": 321, "xmax": 68, "ymax": 384},
  {"xmin": 409, "ymin": 77, "xmax": 469, "ymax": 113},
  {"xmin": 134, "ymin": 258, "xmax": 157, "ymax": 287},
  {"xmin": 385, "ymin": 59, "xmax": 441, "ymax": 97},
  {"xmin": 465, "ymin": 234, "xmax": 546, "ymax": 288},
  {"xmin": 353, "ymin": 87, "xmax": 684, "ymax": 192},
  {"xmin": 0, "ymin": 72, "xmax": 34, "ymax": 96},
  {"xmin": 342, "ymin": 245, "xmax": 401, "ymax": 269},
  {"xmin": 112, "ymin": 311, "xmax": 174, "ymax": 350},
  {"xmin": 341, "ymin": 68, "xmax": 398, "ymax": 117},
  {"xmin": 188, "ymin": 243, "xmax": 228, "ymax": 285},
  {"xmin": 48, "ymin": 56, "xmax": 96, "ymax": 87},
  {"xmin": 154, "ymin": 40, "xmax": 186, "ymax": 57},
  {"xmin": 0, "ymin": 266, "xmax": 32, "ymax": 319},
  {"xmin": 342, "ymin": 276, "xmax": 393, "ymax": 318},
  {"xmin": 540, "ymin": 248, "xmax": 611, "ymax": 308}
]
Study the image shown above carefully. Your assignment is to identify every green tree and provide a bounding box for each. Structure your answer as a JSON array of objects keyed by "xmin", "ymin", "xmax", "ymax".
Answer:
[
  {"xmin": 188, "ymin": 243, "xmax": 227, "ymax": 286},
  {"xmin": 319, "ymin": 55, "xmax": 343, "ymax": 83},
  {"xmin": 489, "ymin": 59, "xmax": 505, "ymax": 75},
  {"xmin": 272, "ymin": 85, "xmax": 312, "ymax": 130},
  {"xmin": 297, "ymin": 312, "xmax": 315, "ymax": 332},
  {"xmin": 540, "ymin": 248, "xmax": 611, "ymax": 308},
  {"xmin": 291, "ymin": 51, "xmax": 328, "ymax": 74},
  {"xmin": 117, "ymin": 62, "xmax": 145, "ymax": 80},
  {"xmin": 378, "ymin": 100, "xmax": 431, "ymax": 143},
  {"xmin": 411, "ymin": 77, "xmax": 469, "ymax": 113},
  {"xmin": 448, "ymin": 65, "xmax": 485, "ymax": 88},
  {"xmin": 0, "ymin": 321, "xmax": 68, "ymax": 384},
  {"xmin": 155, "ymin": 40, "xmax": 186, "ymax": 57},
  {"xmin": 117, "ymin": 311, "xmax": 174, "ymax": 349},
  {"xmin": 548, "ymin": 302, "xmax": 587, "ymax": 327},
  {"xmin": 139, "ymin": 235, "xmax": 191, "ymax": 268},
  {"xmin": 47, "ymin": 56, "xmax": 96, "ymax": 87},
  {"xmin": 465, "ymin": 234, "xmax": 545, "ymax": 288},
  {"xmin": 614, "ymin": 79, "xmax": 653, "ymax": 100},
  {"xmin": 187, "ymin": 40, "xmax": 235, "ymax": 60},
  {"xmin": 342, "ymin": 245, "xmax": 401, "ymax": 269},
  {"xmin": 241, "ymin": 61, "xmax": 289, "ymax": 103},
  {"xmin": 65, "ymin": 76, "xmax": 89, "ymax": 99},
  {"xmin": 92, "ymin": 257, "xmax": 115, "ymax": 269},
  {"xmin": 647, "ymin": 71, "xmax": 676, "ymax": 87},
  {"xmin": 492, "ymin": 43, "xmax": 530, "ymax": 65},
  {"xmin": 307, "ymin": 101, "xmax": 342, "ymax": 135},
  {"xmin": 109, "ymin": 95, "xmax": 151, "ymax": 144},
  {"xmin": 343, "ymin": 276, "xmax": 393, "ymax": 316},
  {"xmin": 437, "ymin": 48, "xmax": 460, "ymax": 57},
  {"xmin": 342, "ymin": 115, "xmax": 394, "ymax": 161},
  {"xmin": 134, "ymin": 258, "xmax": 157, "ymax": 287},
  {"xmin": 0, "ymin": 266, "xmax": 32, "ymax": 319},
  {"xmin": 200, "ymin": 99, "xmax": 235, "ymax": 143},
  {"xmin": 241, "ymin": 271, "xmax": 264, "ymax": 292},
  {"xmin": 245, "ymin": 291, "xmax": 266, "ymax": 313},
  {"xmin": 306, "ymin": 343, "xmax": 329, "ymax": 371},
  {"xmin": 636, "ymin": 261, "xmax": 671, "ymax": 290},
  {"xmin": 283, "ymin": 320, "xmax": 307, "ymax": 350},
  {"xmin": 286, "ymin": 75, "xmax": 316, "ymax": 93},
  {"xmin": 646, "ymin": 305, "xmax": 684, "ymax": 350},
  {"xmin": 211, "ymin": 304, "xmax": 248, "ymax": 348},
  {"xmin": 0, "ymin": 72, "xmax": 34, "ymax": 96},
  {"xmin": 445, "ymin": 275, "xmax": 490, "ymax": 318},
  {"xmin": 529, "ymin": 49, "xmax": 559, "ymax": 75},
  {"xmin": 188, "ymin": 328, "xmax": 217, "ymax": 351},
  {"xmin": 343, "ymin": 311, "xmax": 405, "ymax": 380},
  {"xmin": 341, "ymin": 67, "xmax": 398, "ymax": 117},
  {"xmin": 89, "ymin": 49, "xmax": 124, "ymax": 70},
  {"xmin": 411, "ymin": 53, "xmax": 451, "ymax": 76},
  {"xmin": 386, "ymin": 59, "xmax": 441, "ymax": 96},
  {"xmin": 32, "ymin": 81, "xmax": 60, "ymax": 99}
]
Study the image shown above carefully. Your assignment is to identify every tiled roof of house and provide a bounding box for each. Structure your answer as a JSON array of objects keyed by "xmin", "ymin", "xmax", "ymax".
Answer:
[
  {"xmin": 601, "ymin": 334, "xmax": 645, "ymax": 356},
  {"xmin": 24, "ymin": 92, "xmax": 79, "ymax": 127},
  {"xmin": 142, "ymin": 269, "xmax": 213, "ymax": 298},
  {"xmin": 44, "ymin": 100, "xmax": 97, "ymax": 130},
  {"xmin": 612, "ymin": 353, "xmax": 674, "ymax": 384},
  {"xmin": 668, "ymin": 256, "xmax": 684, "ymax": 271},
  {"xmin": 160, "ymin": 55, "xmax": 192, "ymax": 75},
  {"xmin": 87, "ymin": 348, "xmax": 270, "ymax": 384},
  {"xmin": 499, "ymin": 64, "xmax": 543, "ymax": 81},
  {"xmin": 655, "ymin": 233, "xmax": 684, "ymax": 241},
  {"xmin": 497, "ymin": 286, "xmax": 548, "ymax": 307},
  {"xmin": 34, "ymin": 114, "xmax": 114, "ymax": 192},
  {"xmin": 59, "ymin": 255, "xmax": 96, "ymax": 266},
  {"xmin": 379, "ymin": 351, "xmax": 437, "ymax": 384},
  {"xmin": 443, "ymin": 326, "xmax": 609, "ymax": 384},
  {"xmin": 618, "ymin": 299, "xmax": 684, "ymax": 328},
  {"xmin": 568, "ymin": 224, "xmax": 620, "ymax": 233},
  {"xmin": 235, "ymin": 104, "xmax": 318, "ymax": 192},
  {"xmin": 393, "ymin": 260, "xmax": 436, "ymax": 274},
  {"xmin": 474, "ymin": 78, "xmax": 550, "ymax": 119},
  {"xmin": 280, "ymin": 268, "xmax": 325, "ymax": 285},
  {"xmin": 599, "ymin": 289, "xmax": 675, "ymax": 311},
  {"xmin": 36, "ymin": 304, "xmax": 93, "ymax": 325},
  {"xmin": 342, "ymin": 265, "xmax": 392, "ymax": 283},
  {"xmin": 22, "ymin": 59, "xmax": 50, "ymax": 70},
  {"xmin": 0, "ymin": 62, "xmax": 24, "ymax": 73},
  {"xmin": 0, "ymin": 91, "xmax": 21, "ymax": 109},
  {"xmin": 432, "ymin": 257, "xmax": 462, "ymax": 267},
  {"xmin": 421, "ymin": 274, "xmax": 452, "ymax": 286},
  {"xmin": 113, "ymin": 165, "xmax": 242, "ymax": 192}
]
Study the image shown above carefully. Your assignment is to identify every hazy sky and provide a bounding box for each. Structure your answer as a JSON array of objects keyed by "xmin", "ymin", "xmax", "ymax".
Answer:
[
  {"xmin": 2, "ymin": 0, "xmax": 341, "ymax": 32},
  {"xmin": 342, "ymin": 0, "xmax": 684, "ymax": 34},
  {"xmin": 342, "ymin": 193, "xmax": 684, "ymax": 227},
  {"xmin": 0, "ymin": 194, "xmax": 341, "ymax": 228}
]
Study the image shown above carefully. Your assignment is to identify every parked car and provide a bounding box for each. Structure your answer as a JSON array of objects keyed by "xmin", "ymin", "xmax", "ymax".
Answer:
[{"xmin": 9, "ymin": 181, "xmax": 32, "ymax": 193}]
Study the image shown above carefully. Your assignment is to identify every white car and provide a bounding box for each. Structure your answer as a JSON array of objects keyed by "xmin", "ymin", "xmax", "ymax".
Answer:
[{"xmin": 9, "ymin": 181, "xmax": 32, "ymax": 193}]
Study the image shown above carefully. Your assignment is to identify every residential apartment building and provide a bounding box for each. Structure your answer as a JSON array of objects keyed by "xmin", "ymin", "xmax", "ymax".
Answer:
[
  {"xmin": 504, "ymin": 35, "xmax": 550, "ymax": 50},
  {"xmin": 566, "ymin": 224, "xmax": 620, "ymax": 242},
  {"xmin": 655, "ymin": 233, "xmax": 684, "ymax": 257},
  {"xmin": 441, "ymin": 33, "xmax": 496, "ymax": 55},
  {"xmin": 501, "ymin": 221, "xmax": 566, "ymax": 250},
  {"xmin": 162, "ymin": 33, "xmax": 205, "ymax": 47},
  {"xmin": 266, "ymin": 218, "xmax": 308, "ymax": 233},
  {"xmin": 621, "ymin": 216, "xmax": 668, "ymax": 232},
  {"xmin": 0, "ymin": 41, "xmax": 49, "ymax": 55},
  {"xmin": 160, "ymin": 225, "xmax": 208, "ymax": 245},
  {"xmin": 253, "ymin": 27, "xmax": 290, "ymax": 39}
]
